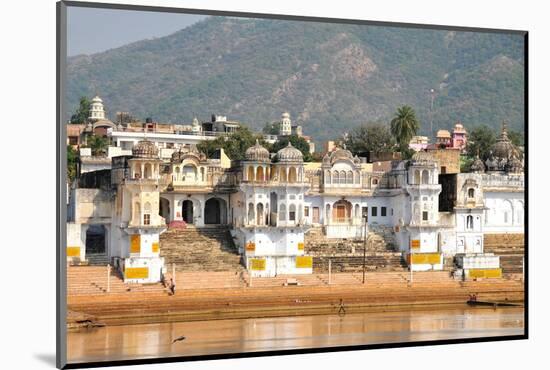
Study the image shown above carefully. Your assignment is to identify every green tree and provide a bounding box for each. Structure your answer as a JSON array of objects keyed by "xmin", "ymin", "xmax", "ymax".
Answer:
[
  {"xmin": 508, "ymin": 129, "xmax": 524, "ymax": 147},
  {"xmin": 86, "ymin": 135, "xmax": 109, "ymax": 156},
  {"xmin": 70, "ymin": 96, "xmax": 91, "ymax": 124},
  {"xmin": 197, "ymin": 126, "xmax": 264, "ymax": 161},
  {"xmin": 465, "ymin": 125, "xmax": 496, "ymax": 161},
  {"xmin": 390, "ymin": 106, "xmax": 420, "ymax": 152},
  {"xmin": 345, "ymin": 123, "xmax": 395, "ymax": 155},
  {"xmin": 262, "ymin": 122, "xmax": 279, "ymax": 135},
  {"xmin": 271, "ymin": 135, "xmax": 312, "ymax": 162},
  {"xmin": 67, "ymin": 145, "xmax": 78, "ymax": 182}
]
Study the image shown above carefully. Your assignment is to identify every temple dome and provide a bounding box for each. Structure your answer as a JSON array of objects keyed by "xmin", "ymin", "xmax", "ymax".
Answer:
[
  {"xmin": 276, "ymin": 142, "xmax": 303, "ymax": 163},
  {"xmin": 331, "ymin": 147, "xmax": 354, "ymax": 161},
  {"xmin": 132, "ymin": 139, "xmax": 159, "ymax": 158},
  {"xmin": 492, "ymin": 125, "xmax": 515, "ymax": 160},
  {"xmin": 245, "ymin": 139, "xmax": 270, "ymax": 162},
  {"xmin": 470, "ymin": 156, "xmax": 486, "ymax": 173}
]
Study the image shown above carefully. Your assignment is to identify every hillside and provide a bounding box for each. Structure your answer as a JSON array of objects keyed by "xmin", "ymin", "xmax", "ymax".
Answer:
[{"xmin": 67, "ymin": 16, "xmax": 525, "ymax": 143}]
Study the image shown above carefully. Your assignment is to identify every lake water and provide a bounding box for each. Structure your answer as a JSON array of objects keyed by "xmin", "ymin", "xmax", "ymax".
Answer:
[{"xmin": 67, "ymin": 306, "xmax": 524, "ymax": 364}]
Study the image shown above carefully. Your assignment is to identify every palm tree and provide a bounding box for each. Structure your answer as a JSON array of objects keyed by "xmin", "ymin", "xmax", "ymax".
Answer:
[
  {"xmin": 390, "ymin": 106, "xmax": 420, "ymax": 150},
  {"xmin": 87, "ymin": 135, "xmax": 108, "ymax": 156}
]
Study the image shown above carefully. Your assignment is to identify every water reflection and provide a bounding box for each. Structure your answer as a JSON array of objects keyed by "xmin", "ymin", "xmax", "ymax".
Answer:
[{"xmin": 68, "ymin": 306, "xmax": 524, "ymax": 364}]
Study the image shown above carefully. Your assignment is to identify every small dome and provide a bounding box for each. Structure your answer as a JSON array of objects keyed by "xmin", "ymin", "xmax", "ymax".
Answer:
[
  {"xmin": 470, "ymin": 156, "xmax": 485, "ymax": 173},
  {"xmin": 436, "ymin": 130, "xmax": 451, "ymax": 138},
  {"xmin": 132, "ymin": 139, "xmax": 159, "ymax": 158},
  {"xmin": 411, "ymin": 150, "xmax": 435, "ymax": 164},
  {"xmin": 331, "ymin": 147, "xmax": 354, "ymax": 162},
  {"xmin": 506, "ymin": 155, "xmax": 523, "ymax": 174},
  {"xmin": 245, "ymin": 139, "xmax": 270, "ymax": 162},
  {"xmin": 276, "ymin": 142, "xmax": 303, "ymax": 163},
  {"xmin": 91, "ymin": 95, "xmax": 103, "ymax": 103},
  {"xmin": 282, "ymin": 112, "xmax": 290, "ymax": 119}
]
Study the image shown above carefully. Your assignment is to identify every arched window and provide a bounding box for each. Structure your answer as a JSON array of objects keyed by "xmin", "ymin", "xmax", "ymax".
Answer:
[
  {"xmin": 340, "ymin": 170, "xmax": 347, "ymax": 185},
  {"xmin": 144, "ymin": 202, "xmax": 152, "ymax": 225},
  {"xmin": 256, "ymin": 203, "xmax": 264, "ymax": 225},
  {"xmin": 200, "ymin": 167, "xmax": 205, "ymax": 182},
  {"xmin": 333, "ymin": 170, "xmax": 339, "ymax": 184},
  {"xmin": 325, "ymin": 204, "xmax": 331, "ymax": 222},
  {"xmin": 372, "ymin": 178, "xmax": 378, "ymax": 186},
  {"xmin": 289, "ymin": 204, "xmax": 296, "ymax": 222},
  {"xmin": 355, "ymin": 171, "xmax": 360, "ymax": 184},
  {"xmin": 503, "ymin": 200, "xmax": 513, "ymax": 225},
  {"xmin": 354, "ymin": 204, "xmax": 360, "ymax": 218},
  {"xmin": 279, "ymin": 204, "xmax": 286, "ymax": 221},
  {"xmin": 414, "ymin": 170, "xmax": 420, "ymax": 184},
  {"xmin": 134, "ymin": 202, "xmax": 140, "ymax": 223},
  {"xmin": 326, "ymin": 170, "xmax": 331, "ymax": 184},
  {"xmin": 247, "ymin": 166, "xmax": 255, "ymax": 182},
  {"xmin": 466, "ymin": 215, "xmax": 473, "ymax": 230},
  {"xmin": 422, "ymin": 170, "xmax": 429, "ymax": 184},
  {"xmin": 183, "ymin": 164, "xmax": 197, "ymax": 182},
  {"xmin": 468, "ymin": 188, "xmax": 475, "ymax": 198},
  {"xmin": 288, "ymin": 167, "xmax": 297, "ymax": 183},
  {"xmin": 247, "ymin": 202, "xmax": 255, "ymax": 224},
  {"xmin": 347, "ymin": 170, "xmax": 353, "ymax": 184},
  {"xmin": 256, "ymin": 166, "xmax": 264, "ymax": 182},
  {"xmin": 144, "ymin": 163, "xmax": 152, "ymax": 179},
  {"xmin": 280, "ymin": 167, "xmax": 287, "ymax": 182}
]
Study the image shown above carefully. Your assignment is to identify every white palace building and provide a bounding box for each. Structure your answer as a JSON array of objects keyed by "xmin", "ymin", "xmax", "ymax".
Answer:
[{"xmin": 67, "ymin": 106, "xmax": 524, "ymax": 283}]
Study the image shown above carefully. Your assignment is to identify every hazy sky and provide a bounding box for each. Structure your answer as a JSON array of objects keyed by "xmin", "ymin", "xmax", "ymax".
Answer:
[{"xmin": 67, "ymin": 6, "xmax": 206, "ymax": 56}]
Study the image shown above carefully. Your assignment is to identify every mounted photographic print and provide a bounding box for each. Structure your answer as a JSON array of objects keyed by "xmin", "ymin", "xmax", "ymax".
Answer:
[{"xmin": 57, "ymin": 1, "xmax": 527, "ymax": 368}]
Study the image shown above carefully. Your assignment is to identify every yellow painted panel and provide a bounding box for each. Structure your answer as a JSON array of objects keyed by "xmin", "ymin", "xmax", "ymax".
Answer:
[
  {"xmin": 297, "ymin": 242, "xmax": 304, "ymax": 251},
  {"xmin": 410, "ymin": 239, "xmax": 420, "ymax": 249},
  {"xmin": 130, "ymin": 235, "xmax": 141, "ymax": 254},
  {"xmin": 250, "ymin": 258, "xmax": 266, "ymax": 271},
  {"xmin": 125, "ymin": 267, "xmax": 149, "ymax": 279},
  {"xmin": 409, "ymin": 253, "xmax": 441, "ymax": 265},
  {"xmin": 152, "ymin": 242, "xmax": 159, "ymax": 253},
  {"xmin": 468, "ymin": 268, "xmax": 502, "ymax": 279},
  {"xmin": 246, "ymin": 242, "xmax": 256, "ymax": 252},
  {"xmin": 67, "ymin": 246, "xmax": 80, "ymax": 257},
  {"xmin": 296, "ymin": 256, "xmax": 313, "ymax": 268}
]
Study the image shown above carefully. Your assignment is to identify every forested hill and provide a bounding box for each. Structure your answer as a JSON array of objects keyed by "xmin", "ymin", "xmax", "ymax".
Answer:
[{"xmin": 67, "ymin": 16, "xmax": 524, "ymax": 142}]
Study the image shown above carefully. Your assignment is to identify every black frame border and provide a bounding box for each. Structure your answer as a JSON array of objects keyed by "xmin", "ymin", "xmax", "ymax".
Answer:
[{"xmin": 56, "ymin": 1, "xmax": 528, "ymax": 369}]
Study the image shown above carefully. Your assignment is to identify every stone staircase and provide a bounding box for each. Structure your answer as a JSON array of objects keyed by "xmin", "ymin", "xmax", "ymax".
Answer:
[
  {"xmin": 305, "ymin": 226, "xmax": 407, "ymax": 273},
  {"xmin": 85, "ymin": 253, "xmax": 110, "ymax": 266},
  {"xmin": 484, "ymin": 233, "xmax": 525, "ymax": 275},
  {"xmin": 160, "ymin": 226, "xmax": 245, "ymax": 272},
  {"xmin": 68, "ymin": 266, "xmax": 170, "ymax": 296}
]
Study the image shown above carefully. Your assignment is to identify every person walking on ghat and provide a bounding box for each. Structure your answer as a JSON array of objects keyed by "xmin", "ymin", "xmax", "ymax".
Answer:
[
  {"xmin": 169, "ymin": 278, "xmax": 176, "ymax": 295},
  {"xmin": 338, "ymin": 299, "xmax": 346, "ymax": 315}
]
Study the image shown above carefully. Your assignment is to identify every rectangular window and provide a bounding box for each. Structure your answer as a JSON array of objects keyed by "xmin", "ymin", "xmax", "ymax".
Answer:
[
  {"xmin": 144, "ymin": 214, "xmax": 151, "ymax": 225},
  {"xmin": 422, "ymin": 211, "xmax": 428, "ymax": 221},
  {"xmin": 372, "ymin": 207, "xmax": 378, "ymax": 217},
  {"xmin": 381, "ymin": 207, "xmax": 387, "ymax": 217},
  {"xmin": 304, "ymin": 206, "xmax": 310, "ymax": 217},
  {"xmin": 289, "ymin": 210, "xmax": 296, "ymax": 221},
  {"xmin": 362, "ymin": 207, "xmax": 368, "ymax": 220}
]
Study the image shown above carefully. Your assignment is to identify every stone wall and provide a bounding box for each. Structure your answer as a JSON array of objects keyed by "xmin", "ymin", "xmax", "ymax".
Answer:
[{"xmin": 428, "ymin": 148, "xmax": 460, "ymax": 174}]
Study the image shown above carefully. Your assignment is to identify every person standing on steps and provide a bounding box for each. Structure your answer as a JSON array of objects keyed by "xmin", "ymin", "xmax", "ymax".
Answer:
[
  {"xmin": 338, "ymin": 298, "xmax": 346, "ymax": 315},
  {"xmin": 169, "ymin": 278, "xmax": 176, "ymax": 295}
]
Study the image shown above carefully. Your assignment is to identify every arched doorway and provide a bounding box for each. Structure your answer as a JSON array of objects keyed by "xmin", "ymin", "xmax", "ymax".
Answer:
[
  {"xmin": 159, "ymin": 198, "xmax": 170, "ymax": 222},
  {"xmin": 182, "ymin": 200, "xmax": 194, "ymax": 224},
  {"xmin": 205, "ymin": 198, "xmax": 227, "ymax": 224},
  {"xmin": 86, "ymin": 224, "xmax": 106, "ymax": 254},
  {"xmin": 332, "ymin": 200, "xmax": 352, "ymax": 223},
  {"xmin": 256, "ymin": 203, "xmax": 264, "ymax": 225}
]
